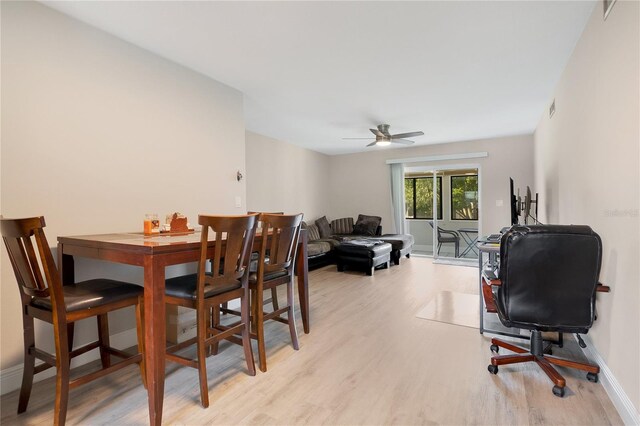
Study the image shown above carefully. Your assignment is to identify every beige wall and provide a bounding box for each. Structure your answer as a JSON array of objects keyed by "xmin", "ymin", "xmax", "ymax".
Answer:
[
  {"xmin": 534, "ymin": 0, "xmax": 639, "ymax": 413},
  {"xmin": 246, "ymin": 131, "xmax": 330, "ymax": 222},
  {"xmin": 1, "ymin": 1, "xmax": 246, "ymax": 372},
  {"xmin": 328, "ymin": 134, "xmax": 534, "ymax": 237}
]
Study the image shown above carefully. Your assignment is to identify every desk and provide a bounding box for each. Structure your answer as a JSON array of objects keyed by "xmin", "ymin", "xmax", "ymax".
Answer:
[
  {"xmin": 458, "ymin": 228, "xmax": 478, "ymax": 258},
  {"xmin": 57, "ymin": 229, "xmax": 309, "ymax": 426},
  {"xmin": 477, "ymin": 241, "xmax": 501, "ymax": 336}
]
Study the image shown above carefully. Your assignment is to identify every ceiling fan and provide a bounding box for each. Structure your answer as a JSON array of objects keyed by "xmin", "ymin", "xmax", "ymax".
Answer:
[{"xmin": 343, "ymin": 124, "xmax": 424, "ymax": 147}]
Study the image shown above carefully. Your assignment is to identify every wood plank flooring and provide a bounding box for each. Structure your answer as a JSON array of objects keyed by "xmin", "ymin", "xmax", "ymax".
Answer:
[{"xmin": 0, "ymin": 257, "xmax": 622, "ymax": 425}]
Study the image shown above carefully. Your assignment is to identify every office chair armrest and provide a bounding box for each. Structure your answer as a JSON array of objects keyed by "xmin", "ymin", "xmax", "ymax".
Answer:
[
  {"xmin": 596, "ymin": 282, "xmax": 610, "ymax": 292},
  {"xmin": 481, "ymin": 276, "xmax": 499, "ymax": 313},
  {"xmin": 481, "ymin": 268, "xmax": 500, "ymax": 285},
  {"xmin": 440, "ymin": 229, "xmax": 460, "ymax": 238}
]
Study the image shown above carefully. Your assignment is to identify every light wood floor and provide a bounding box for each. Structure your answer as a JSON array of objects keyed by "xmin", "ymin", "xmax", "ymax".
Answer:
[{"xmin": 0, "ymin": 258, "xmax": 622, "ymax": 425}]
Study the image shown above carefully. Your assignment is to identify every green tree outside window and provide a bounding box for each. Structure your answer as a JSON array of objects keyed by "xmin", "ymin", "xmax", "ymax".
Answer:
[
  {"xmin": 405, "ymin": 177, "xmax": 442, "ymax": 219},
  {"xmin": 451, "ymin": 175, "xmax": 478, "ymax": 220}
]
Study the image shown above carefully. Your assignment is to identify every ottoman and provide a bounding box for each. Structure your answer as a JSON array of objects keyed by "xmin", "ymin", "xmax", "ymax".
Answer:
[
  {"xmin": 378, "ymin": 234, "xmax": 415, "ymax": 265},
  {"xmin": 335, "ymin": 239, "xmax": 392, "ymax": 276}
]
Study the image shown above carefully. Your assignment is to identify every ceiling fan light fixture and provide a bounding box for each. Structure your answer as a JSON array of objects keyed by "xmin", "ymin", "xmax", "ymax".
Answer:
[{"xmin": 343, "ymin": 124, "xmax": 423, "ymax": 148}]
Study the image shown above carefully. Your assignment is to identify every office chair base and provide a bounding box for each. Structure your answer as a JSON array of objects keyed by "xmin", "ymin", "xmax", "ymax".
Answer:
[{"xmin": 488, "ymin": 334, "xmax": 600, "ymax": 398}]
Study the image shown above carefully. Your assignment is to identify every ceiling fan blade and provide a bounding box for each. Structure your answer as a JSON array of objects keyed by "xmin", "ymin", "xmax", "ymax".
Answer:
[
  {"xmin": 342, "ymin": 137, "xmax": 376, "ymax": 140},
  {"xmin": 391, "ymin": 139, "xmax": 415, "ymax": 145},
  {"xmin": 391, "ymin": 131, "xmax": 424, "ymax": 139},
  {"xmin": 370, "ymin": 128, "xmax": 385, "ymax": 137},
  {"xmin": 366, "ymin": 141, "xmax": 378, "ymax": 147}
]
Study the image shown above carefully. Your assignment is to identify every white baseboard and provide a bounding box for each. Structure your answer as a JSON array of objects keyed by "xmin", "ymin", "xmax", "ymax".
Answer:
[
  {"xmin": 580, "ymin": 335, "xmax": 640, "ymax": 425},
  {"xmin": 0, "ymin": 327, "xmax": 139, "ymax": 396}
]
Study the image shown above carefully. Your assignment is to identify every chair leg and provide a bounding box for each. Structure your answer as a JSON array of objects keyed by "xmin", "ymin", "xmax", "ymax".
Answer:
[
  {"xmin": 287, "ymin": 280, "xmax": 299, "ymax": 351},
  {"xmin": 545, "ymin": 355, "xmax": 599, "ymax": 374},
  {"xmin": 135, "ymin": 297, "xmax": 147, "ymax": 389},
  {"xmin": 66, "ymin": 323, "xmax": 75, "ymax": 365},
  {"xmin": 240, "ymin": 289, "xmax": 256, "ymax": 376},
  {"xmin": 271, "ymin": 287, "xmax": 279, "ymax": 311},
  {"xmin": 196, "ymin": 305, "xmax": 209, "ymax": 408},
  {"xmin": 491, "ymin": 338, "xmax": 528, "ymax": 354},
  {"xmin": 455, "ymin": 241, "xmax": 459, "ymax": 258},
  {"xmin": 53, "ymin": 324, "xmax": 71, "ymax": 426},
  {"xmin": 210, "ymin": 305, "xmax": 221, "ymax": 356},
  {"xmin": 535, "ymin": 356, "xmax": 566, "ymax": 387},
  {"xmin": 490, "ymin": 353, "xmax": 536, "ymax": 366},
  {"xmin": 250, "ymin": 288, "xmax": 258, "ymax": 335},
  {"xmin": 97, "ymin": 314, "xmax": 111, "ymax": 368},
  {"xmin": 18, "ymin": 314, "xmax": 36, "ymax": 414},
  {"xmin": 255, "ymin": 286, "xmax": 267, "ymax": 372}
]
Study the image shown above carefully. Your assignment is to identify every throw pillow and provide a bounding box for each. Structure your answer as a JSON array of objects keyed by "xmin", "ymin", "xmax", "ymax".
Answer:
[
  {"xmin": 331, "ymin": 217, "xmax": 354, "ymax": 235},
  {"xmin": 306, "ymin": 224, "xmax": 321, "ymax": 241},
  {"xmin": 353, "ymin": 214, "xmax": 382, "ymax": 236},
  {"xmin": 315, "ymin": 216, "xmax": 332, "ymax": 238}
]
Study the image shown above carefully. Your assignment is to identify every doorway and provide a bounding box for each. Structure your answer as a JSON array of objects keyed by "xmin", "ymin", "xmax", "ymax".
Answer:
[{"xmin": 404, "ymin": 165, "xmax": 480, "ymax": 265}]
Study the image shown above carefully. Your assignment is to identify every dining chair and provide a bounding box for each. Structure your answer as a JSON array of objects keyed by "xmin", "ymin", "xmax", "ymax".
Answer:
[
  {"xmin": 164, "ymin": 214, "xmax": 258, "ymax": 408},
  {"xmin": 246, "ymin": 211, "xmax": 284, "ymax": 310},
  {"xmin": 428, "ymin": 220, "xmax": 460, "ymax": 258},
  {"xmin": 1, "ymin": 216, "xmax": 145, "ymax": 426},
  {"xmin": 224, "ymin": 213, "xmax": 303, "ymax": 372}
]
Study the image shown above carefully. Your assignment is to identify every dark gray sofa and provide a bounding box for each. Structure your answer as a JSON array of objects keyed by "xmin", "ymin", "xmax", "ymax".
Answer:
[{"xmin": 302, "ymin": 216, "xmax": 384, "ymax": 270}]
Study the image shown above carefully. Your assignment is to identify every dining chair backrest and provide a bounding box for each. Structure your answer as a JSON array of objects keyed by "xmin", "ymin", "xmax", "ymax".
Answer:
[
  {"xmin": 197, "ymin": 214, "xmax": 258, "ymax": 295},
  {"xmin": 247, "ymin": 211, "xmax": 284, "ymax": 229},
  {"xmin": 257, "ymin": 213, "xmax": 303, "ymax": 276},
  {"xmin": 428, "ymin": 220, "xmax": 450, "ymax": 238},
  {"xmin": 1, "ymin": 216, "xmax": 65, "ymax": 315}
]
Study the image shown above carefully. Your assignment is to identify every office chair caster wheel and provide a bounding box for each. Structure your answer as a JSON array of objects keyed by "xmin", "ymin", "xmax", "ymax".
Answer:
[
  {"xmin": 488, "ymin": 365, "xmax": 498, "ymax": 374},
  {"xmin": 490, "ymin": 344, "xmax": 499, "ymax": 353},
  {"xmin": 587, "ymin": 372, "xmax": 598, "ymax": 383},
  {"xmin": 552, "ymin": 386, "xmax": 565, "ymax": 397}
]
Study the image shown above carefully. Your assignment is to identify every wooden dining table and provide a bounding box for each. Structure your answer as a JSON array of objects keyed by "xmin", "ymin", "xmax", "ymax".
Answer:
[{"xmin": 57, "ymin": 228, "xmax": 309, "ymax": 426}]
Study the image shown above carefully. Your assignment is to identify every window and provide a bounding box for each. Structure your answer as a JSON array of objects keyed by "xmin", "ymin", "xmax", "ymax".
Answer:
[
  {"xmin": 405, "ymin": 177, "xmax": 442, "ymax": 220},
  {"xmin": 451, "ymin": 175, "xmax": 478, "ymax": 220}
]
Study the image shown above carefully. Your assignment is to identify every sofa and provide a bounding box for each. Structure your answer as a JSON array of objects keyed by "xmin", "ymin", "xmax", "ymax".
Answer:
[{"xmin": 302, "ymin": 215, "xmax": 384, "ymax": 270}]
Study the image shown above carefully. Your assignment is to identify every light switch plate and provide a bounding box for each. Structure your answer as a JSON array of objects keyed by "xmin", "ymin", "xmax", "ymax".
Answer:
[
  {"xmin": 235, "ymin": 196, "xmax": 242, "ymax": 208},
  {"xmin": 496, "ymin": 199, "xmax": 504, "ymax": 207}
]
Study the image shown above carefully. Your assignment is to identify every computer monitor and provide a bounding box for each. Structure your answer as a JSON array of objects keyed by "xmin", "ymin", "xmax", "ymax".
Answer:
[
  {"xmin": 524, "ymin": 186, "xmax": 532, "ymax": 224},
  {"xmin": 510, "ymin": 178, "xmax": 519, "ymax": 225}
]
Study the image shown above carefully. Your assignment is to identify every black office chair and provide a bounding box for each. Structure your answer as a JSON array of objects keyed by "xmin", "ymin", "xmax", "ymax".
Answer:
[
  {"xmin": 486, "ymin": 225, "xmax": 604, "ymax": 397},
  {"xmin": 428, "ymin": 221, "xmax": 459, "ymax": 257}
]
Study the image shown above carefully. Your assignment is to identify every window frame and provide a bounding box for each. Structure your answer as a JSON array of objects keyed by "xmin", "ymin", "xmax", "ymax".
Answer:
[
  {"xmin": 404, "ymin": 176, "xmax": 443, "ymax": 220},
  {"xmin": 450, "ymin": 174, "xmax": 479, "ymax": 221}
]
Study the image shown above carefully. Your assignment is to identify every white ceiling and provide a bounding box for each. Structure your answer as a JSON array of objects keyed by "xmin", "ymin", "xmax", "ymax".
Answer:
[{"xmin": 42, "ymin": 1, "xmax": 596, "ymax": 155}]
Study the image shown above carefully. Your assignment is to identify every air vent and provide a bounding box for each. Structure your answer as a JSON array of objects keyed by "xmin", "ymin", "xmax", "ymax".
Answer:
[{"xmin": 549, "ymin": 99, "xmax": 556, "ymax": 118}]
